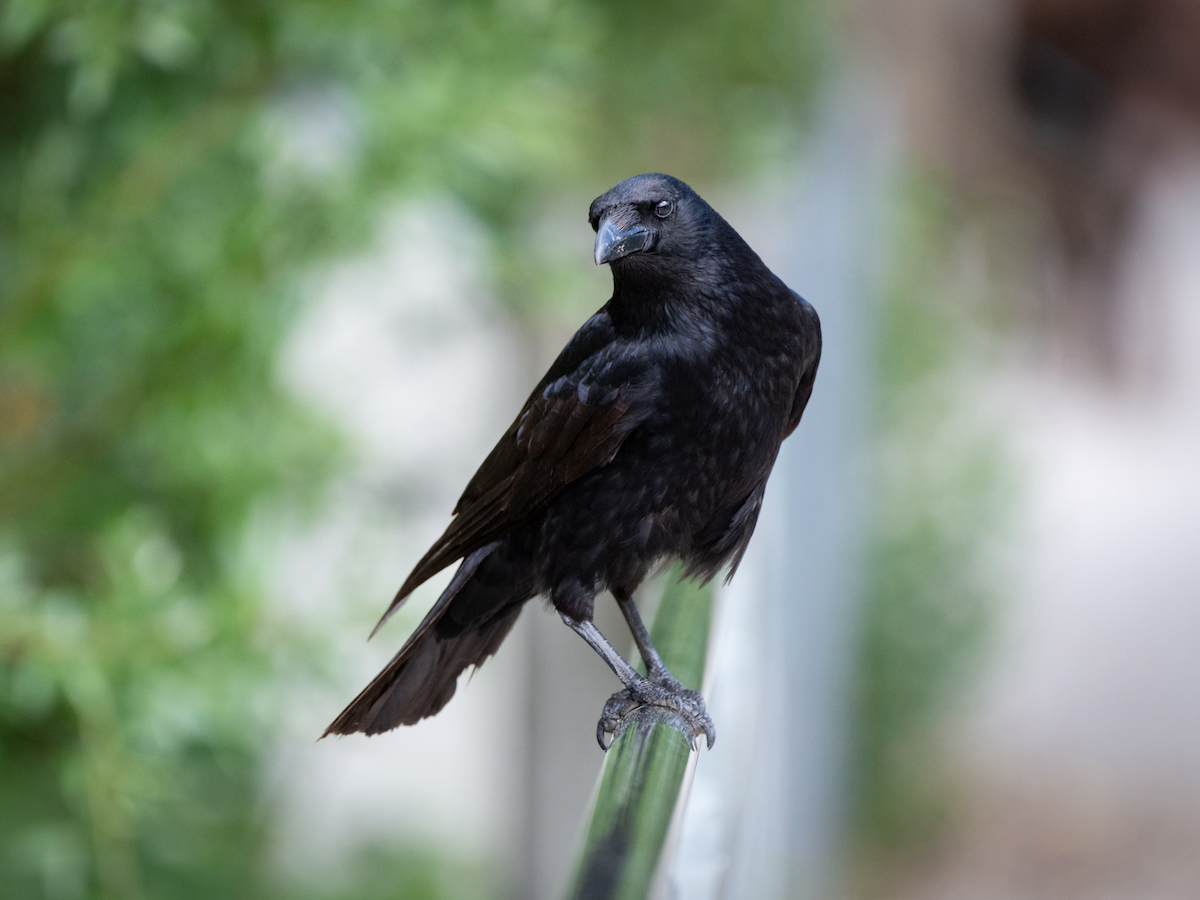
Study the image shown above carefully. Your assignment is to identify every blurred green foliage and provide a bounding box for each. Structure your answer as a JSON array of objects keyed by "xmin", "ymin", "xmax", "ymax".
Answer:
[
  {"xmin": 0, "ymin": 1, "xmax": 826, "ymax": 897},
  {"xmin": 851, "ymin": 181, "xmax": 1010, "ymax": 870}
]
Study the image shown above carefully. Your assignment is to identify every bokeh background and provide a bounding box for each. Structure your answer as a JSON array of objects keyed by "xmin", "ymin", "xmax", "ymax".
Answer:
[{"xmin": 3, "ymin": 1, "xmax": 1199, "ymax": 899}]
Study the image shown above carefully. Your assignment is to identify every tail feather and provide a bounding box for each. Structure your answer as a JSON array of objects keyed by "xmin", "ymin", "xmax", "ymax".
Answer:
[
  {"xmin": 323, "ymin": 541, "xmax": 531, "ymax": 737},
  {"xmin": 369, "ymin": 541, "xmax": 499, "ymax": 639}
]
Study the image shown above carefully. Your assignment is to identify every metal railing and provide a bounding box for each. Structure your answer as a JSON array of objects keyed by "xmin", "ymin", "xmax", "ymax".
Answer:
[{"xmin": 565, "ymin": 573, "xmax": 714, "ymax": 900}]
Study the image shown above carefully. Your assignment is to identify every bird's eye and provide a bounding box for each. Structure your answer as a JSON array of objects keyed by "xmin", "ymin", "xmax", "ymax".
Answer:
[{"xmin": 654, "ymin": 199, "xmax": 673, "ymax": 218}]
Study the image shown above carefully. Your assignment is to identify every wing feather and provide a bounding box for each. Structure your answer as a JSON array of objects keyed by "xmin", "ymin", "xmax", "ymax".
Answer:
[
  {"xmin": 374, "ymin": 312, "xmax": 652, "ymax": 632},
  {"xmin": 785, "ymin": 295, "xmax": 822, "ymax": 437}
]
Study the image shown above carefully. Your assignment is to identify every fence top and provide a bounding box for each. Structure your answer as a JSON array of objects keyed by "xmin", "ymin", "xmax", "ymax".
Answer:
[{"xmin": 566, "ymin": 571, "xmax": 713, "ymax": 900}]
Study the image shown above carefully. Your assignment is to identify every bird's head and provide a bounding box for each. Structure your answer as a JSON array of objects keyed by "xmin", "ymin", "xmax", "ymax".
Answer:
[{"xmin": 588, "ymin": 174, "xmax": 712, "ymax": 268}]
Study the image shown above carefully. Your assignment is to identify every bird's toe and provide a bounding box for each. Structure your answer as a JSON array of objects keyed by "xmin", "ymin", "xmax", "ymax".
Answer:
[
  {"xmin": 597, "ymin": 687, "xmax": 639, "ymax": 750},
  {"xmin": 595, "ymin": 678, "xmax": 715, "ymax": 751}
]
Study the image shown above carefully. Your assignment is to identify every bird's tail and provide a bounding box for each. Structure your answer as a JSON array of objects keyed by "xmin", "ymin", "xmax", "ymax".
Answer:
[{"xmin": 322, "ymin": 542, "xmax": 532, "ymax": 737}]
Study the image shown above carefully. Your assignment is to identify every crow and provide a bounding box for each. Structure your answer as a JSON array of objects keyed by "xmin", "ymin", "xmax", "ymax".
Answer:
[{"xmin": 323, "ymin": 174, "xmax": 821, "ymax": 749}]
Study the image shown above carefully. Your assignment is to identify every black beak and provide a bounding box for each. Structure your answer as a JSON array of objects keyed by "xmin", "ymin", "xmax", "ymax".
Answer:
[{"xmin": 594, "ymin": 215, "xmax": 653, "ymax": 265}]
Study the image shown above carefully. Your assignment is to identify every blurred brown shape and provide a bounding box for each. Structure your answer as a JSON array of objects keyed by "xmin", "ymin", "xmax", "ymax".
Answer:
[
  {"xmin": 1010, "ymin": 0, "xmax": 1200, "ymax": 369},
  {"xmin": 1019, "ymin": 0, "xmax": 1200, "ymax": 120},
  {"xmin": 862, "ymin": 0, "xmax": 1200, "ymax": 369},
  {"xmin": 0, "ymin": 381, "xmax": 46, "ymax": 442}
]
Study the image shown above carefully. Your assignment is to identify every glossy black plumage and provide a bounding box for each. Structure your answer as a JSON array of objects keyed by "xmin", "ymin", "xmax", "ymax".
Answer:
[{"xmin": 324, "ymin": 174, "xmax": 821, "ymax": 741}]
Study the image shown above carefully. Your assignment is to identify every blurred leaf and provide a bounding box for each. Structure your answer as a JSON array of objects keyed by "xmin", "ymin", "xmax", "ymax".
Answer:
[{"xmin": 851, "ymin": 180, "xmax": 1012, "ymax": 865}]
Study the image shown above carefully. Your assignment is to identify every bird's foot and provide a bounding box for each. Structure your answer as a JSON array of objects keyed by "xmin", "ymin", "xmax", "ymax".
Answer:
[{"xmin": 596, "ymin": 672, "xmax": 715, "ymax": 752}]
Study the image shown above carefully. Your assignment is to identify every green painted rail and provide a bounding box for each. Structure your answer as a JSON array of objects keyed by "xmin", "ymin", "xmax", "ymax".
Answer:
[{"xmin": 566, "ymin": 570, "xmax": 714, "ymax": 900}]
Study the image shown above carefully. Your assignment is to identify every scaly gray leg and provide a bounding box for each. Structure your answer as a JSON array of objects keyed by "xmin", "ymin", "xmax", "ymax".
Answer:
[{"xmin": 612, "ymin": 588, "xmax": 671, "ymax": 677}]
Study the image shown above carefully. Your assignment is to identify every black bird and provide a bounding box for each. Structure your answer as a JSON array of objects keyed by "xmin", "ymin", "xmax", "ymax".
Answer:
[{"xmin": 324, "ymin": 174, "xmax": 821, "ymax": 749}]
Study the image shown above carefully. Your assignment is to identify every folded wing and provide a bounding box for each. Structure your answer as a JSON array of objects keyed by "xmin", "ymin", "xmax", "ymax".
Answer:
[{"xmin": 371, "ymin": 311, "xmax": 654, "ymax": 635}]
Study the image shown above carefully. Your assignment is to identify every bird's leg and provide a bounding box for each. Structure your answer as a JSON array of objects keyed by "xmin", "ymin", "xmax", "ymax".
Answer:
[
  {"xmin": 559, "ymin": 615, "xmax": 644, "ymax": 685},
  {"xmin": 612, "ymin": 588, "xmax": 671, "ymax": 682},
  {"xmin": 560, "ymin": 610, "xmax": 714, "ymax": 751}
]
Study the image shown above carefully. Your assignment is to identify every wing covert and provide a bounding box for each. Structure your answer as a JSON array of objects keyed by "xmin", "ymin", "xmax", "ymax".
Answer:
[{"xmin": 376, "ymin": 311, "xmax": 654, "ymax": 630}]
